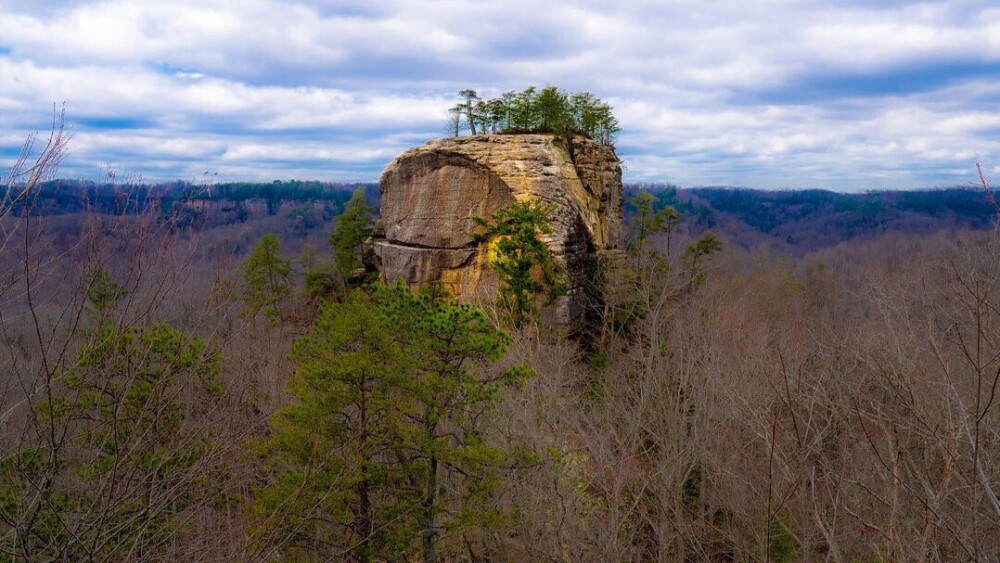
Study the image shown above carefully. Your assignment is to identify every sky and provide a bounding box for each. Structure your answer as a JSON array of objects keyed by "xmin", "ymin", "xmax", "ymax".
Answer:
[{"xmin": 0, "ymin": 0, "xmax": 998, "ymax": 191}]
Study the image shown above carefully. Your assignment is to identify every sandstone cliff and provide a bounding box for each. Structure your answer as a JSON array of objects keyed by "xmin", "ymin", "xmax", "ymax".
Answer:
[{"xmin": 368, "ymin": 134, "xmax": 624, "ymax": 324}]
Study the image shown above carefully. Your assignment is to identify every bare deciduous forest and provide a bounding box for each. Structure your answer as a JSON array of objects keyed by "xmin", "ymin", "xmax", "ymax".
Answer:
[{"xmin": 3, "ymin": 127, "xmax": 1000, "ymax": 562}]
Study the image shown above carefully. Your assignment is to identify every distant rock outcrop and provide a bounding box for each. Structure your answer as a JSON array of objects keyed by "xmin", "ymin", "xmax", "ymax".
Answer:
[{"xmin": 367, "ymin": 134, "xmax": 624, "ymax": 324}]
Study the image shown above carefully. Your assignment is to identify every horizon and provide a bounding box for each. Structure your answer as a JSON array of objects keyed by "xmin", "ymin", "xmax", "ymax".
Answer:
[
  {"xmin": 1, "ymin": 1, "xmax": 998, "ymax": 192},
  {"xmin": 38, "ymin": 174, "xmax": 986, "ymax": 195}
]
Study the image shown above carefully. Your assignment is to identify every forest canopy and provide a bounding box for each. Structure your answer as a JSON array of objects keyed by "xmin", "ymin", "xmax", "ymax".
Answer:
[
  {"xmin": 450, "ymin": 86, "xmax": 621, "ymax": 146},
  {"xmin": 4, "ymin": 119, "xmax": 1000, "ymax": 561}
]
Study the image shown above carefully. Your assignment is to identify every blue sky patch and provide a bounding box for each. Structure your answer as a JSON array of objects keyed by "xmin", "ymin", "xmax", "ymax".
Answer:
[
  {"xmin": 763, "ymin": 62, "xmax": 1000, "ymax": 103},
  {"xmin": 76, "ymin": 116, "xmax": 155, "ymax": 130}
]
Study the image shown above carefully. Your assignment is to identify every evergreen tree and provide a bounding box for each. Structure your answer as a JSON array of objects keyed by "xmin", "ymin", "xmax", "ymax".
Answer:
[
  {"xmin": 482, "ymin": 97, "xmax": 506, "ymax": 134},
  {"xmin": 329, "ymin": 188, "xmax": 374, "ymax": 286},
  {"xmin": 1, "ymin": 278, "xmax": 222, "ymax": 560},
  {"xmin": 630, "ymin": 190, "xmax": 681, "ymax": 257},
  {"xmin": 472, "ymin": 200, "xmax": 567, "ymax": 327},
  {"xmin": 252, "ymin": 284, "xmax": 533, "ymax": 562},
  {"xmin": 570, "ymin": 91, "xmax": 601, "ymax": 137},
  {"xmin": 457, "ymin": 89, "xmax": 480, "ymax": 135},
  {"xmin": 660, "ymin": 205, "xmax": 681, "ymax": 257},
  {"xmin": 498, "ymin": 90, "xmax": 517, "ymax": 130},
  {"xmin": 450, "ymin": 86, "xmax": 620, "ymax": 146},
  {"xmin": 631, "ymin": 191, "xmax": 658, "ymax": 250},
  {"xmin": 512, "ymin": 86, "xmax": 537, "ymax": 131},
  {"xmin": 303, "ymin": 262, "xmax": 340, "ymax": 300},
  {"xmin": 448, "ymin": 105, "xmax": 463, "ymax": 137},
  {"xmin": 84, "ymin": 268, "xmax": 128, "ymax": 313},
  {"xmin": 683, "ymin": 232, "xmax": 723, "ymax": 286},
  {"xmin": 240, "ymin": 233, "xmax": 292, "ymax": 322},
  {"xmin": 535, "ymin": 86, "xmax": 572, "ymax": 138}
]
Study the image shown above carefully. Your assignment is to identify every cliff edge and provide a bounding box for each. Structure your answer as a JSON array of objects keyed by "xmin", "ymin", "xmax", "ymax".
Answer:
[{"xmin": 368, "ymin": 133, "xmax": 624, "ymax": 324}]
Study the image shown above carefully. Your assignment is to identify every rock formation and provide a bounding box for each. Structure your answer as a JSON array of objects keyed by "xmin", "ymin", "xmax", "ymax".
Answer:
[{"xmin": 367, "ymin": 134, "xmax": 624, "ymax": 324}]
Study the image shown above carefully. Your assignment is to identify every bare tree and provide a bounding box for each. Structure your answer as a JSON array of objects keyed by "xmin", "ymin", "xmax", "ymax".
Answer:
[{"xmin": 0, "ymin": 106, "xmax": 70, "ymax": 275}]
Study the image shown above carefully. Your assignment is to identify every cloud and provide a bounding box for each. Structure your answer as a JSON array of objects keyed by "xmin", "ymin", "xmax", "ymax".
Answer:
[{"xmin": 0, "ymin": 0, "xmax": 997, "ymax": 189}]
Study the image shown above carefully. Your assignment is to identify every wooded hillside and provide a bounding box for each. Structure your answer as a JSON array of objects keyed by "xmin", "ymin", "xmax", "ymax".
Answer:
[{"xmin": 3, "ymin": 158, "xmax": 1000, "ymax": 560}]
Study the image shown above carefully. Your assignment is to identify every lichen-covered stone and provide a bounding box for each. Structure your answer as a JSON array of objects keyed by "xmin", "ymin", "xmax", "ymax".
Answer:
[{"xmin": 368, "ymin": 133, "xmax": 624, "ymax": 324}]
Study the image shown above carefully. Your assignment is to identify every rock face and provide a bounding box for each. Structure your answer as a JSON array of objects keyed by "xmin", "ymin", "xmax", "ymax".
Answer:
[{"xmin": 368, "ymin": 134, "xmax": 624, "ymax": 324}]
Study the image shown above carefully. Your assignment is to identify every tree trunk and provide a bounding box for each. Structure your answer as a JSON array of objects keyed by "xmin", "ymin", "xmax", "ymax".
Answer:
[
  {"xmin": 421, "ymin": 457, "xmax": 439, "ymax": 563},
  {"xmin": 356, "ymin": 476, "xmax": 372, "ymax": 561},
  {"xmin": 466, "ymin": 107, "xmax": 476, "ymax": 136}
]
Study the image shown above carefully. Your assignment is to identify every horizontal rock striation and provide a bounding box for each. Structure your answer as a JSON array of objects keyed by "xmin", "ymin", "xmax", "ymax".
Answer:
[{"xmin": 367, "ymin": 134, "xmax": 624, "ymax": 324}]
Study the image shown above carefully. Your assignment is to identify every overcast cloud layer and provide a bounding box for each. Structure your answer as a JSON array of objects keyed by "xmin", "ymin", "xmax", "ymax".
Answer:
[{"xmin": 1, "ymin": 0, "xmax": 998, "ymax": 190}]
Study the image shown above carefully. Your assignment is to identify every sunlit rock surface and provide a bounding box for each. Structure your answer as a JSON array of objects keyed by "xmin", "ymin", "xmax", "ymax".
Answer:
[{"xmin": 368, "ymin": 134, "xmax": 624, "ymax": 324}]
